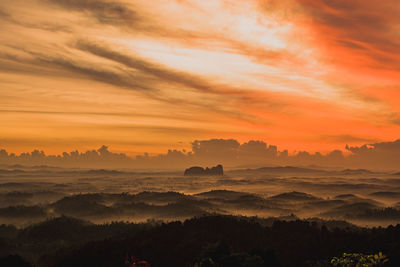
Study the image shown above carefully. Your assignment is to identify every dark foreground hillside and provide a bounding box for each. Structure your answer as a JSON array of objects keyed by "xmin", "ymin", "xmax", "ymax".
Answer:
[{"xmin": 0, "ymin": 215, "xmax": 399, "ymax": 266}]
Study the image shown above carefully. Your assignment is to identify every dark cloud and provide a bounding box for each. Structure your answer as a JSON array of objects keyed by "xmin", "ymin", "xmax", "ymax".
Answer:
[
  {"xmin": 3, "ymin": 40, "xmax": 266, "ymax": 116},
  {"xmin": 0, "ymin": 44, "xmax": 264, "ymax": 124},
  {"xmin": 74, "ymin": 40, "xmax": 228, "ymax": 94},
  {"xmin": 48, "ymin": 0, "xmax": 138, "ymax": 25},
  {"xmin": 73, "ymin": 40, "xmax": 281, "ymax": 122},
  {"xmin": 0, "ymin": 46, "xmax": 157, "ymax": 92},
  {"xmin": 0, "ymin": 2, "xmax": 70, "ymax": 32},
  {"xmin": 0, "ymin": 9, "xmax": 11, "ymax": 19},
  {"xmin": 46, "ymin": 0, "xmax": 185, "ymax": 38},
  {"xmin": 38, "ymin": 56, "xmax": 154, "ymax": 91},
  {"xmin": 389, "ymin": 114, "xmax": 400, "ymax": 125},
  {"xmin": 1, "ymin": 16, "xmax": 70, "ymax": 32}
]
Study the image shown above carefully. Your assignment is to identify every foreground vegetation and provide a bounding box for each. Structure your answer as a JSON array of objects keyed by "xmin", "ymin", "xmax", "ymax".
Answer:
[{"xmin": 0, "ymin": 215, "xmax": 399, "ymax": 266}]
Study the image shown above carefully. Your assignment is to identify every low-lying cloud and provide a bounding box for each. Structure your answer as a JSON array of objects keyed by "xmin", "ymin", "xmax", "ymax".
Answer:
[{"xmin": 1, "ymin": 139, "xmax": 400, "ymax": 170}]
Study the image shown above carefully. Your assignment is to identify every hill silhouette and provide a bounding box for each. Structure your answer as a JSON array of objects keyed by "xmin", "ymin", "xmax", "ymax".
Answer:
[{"xmin": 1, "ymin": 215, "xmax": 399, "ymax": 266}]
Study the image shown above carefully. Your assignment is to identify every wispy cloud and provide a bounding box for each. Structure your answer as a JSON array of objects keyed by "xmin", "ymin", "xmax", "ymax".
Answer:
[
  {"xmin": 74, "ymin": 40, "xmax": 224, "ymax": 94},
  {"xmin": 48, "ymin": 0, "xmax": 139, "ymax": 25},
  {"xmin": 0, "ymin": 0, "xmax": 399, "ymax": 155}
]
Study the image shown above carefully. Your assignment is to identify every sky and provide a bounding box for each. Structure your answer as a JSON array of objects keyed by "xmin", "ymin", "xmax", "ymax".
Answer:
[{"xmin": 1, "ymin": 0, "xmax": 400, "ymax": 157}]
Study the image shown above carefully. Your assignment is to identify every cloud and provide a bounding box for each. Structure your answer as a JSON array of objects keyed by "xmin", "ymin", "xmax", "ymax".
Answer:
[
  {"xmin": 346, "ymin": 139, "xmax": 400, "ymax": 169},
  {"xmin": 389, "ymin": 114, "xmax": 400, "ymax": 125},
  {"xmin": 260, "ymin": 0, "xmax": 400, "ymax": 83},
  {"xmin": 75, "ymin": 40, "xmax": 222, "ymax": 93},
  {"xmin": 45, "ymin": 0, "xmax": 191, "ymax": 38},
  {"xmin": 36, "ymin": 55, "xmax": 156, "ymax": 91},
  {"xmin": 0, "ymin": 109, "xmax": 210, "ymax": 122},
  {"xmin": 0, "ymin": 41, "xmax": 275, "ymax": 125},
  {"xmin": 191, "ymin": 139, "xmax": 240, "ymax": 163},
  {"xmin": 239, "ymin": 140, "xmax": 278, "ymax": 159},
  {"xmin": 346, "ymin": 140, "xmax": 400, "ymax": 154},
  {"xmin": 0, "ymin": 45, "xmax": 147, "ymax": 94},
  {"xmin": 74, "ymin": 39, "xmax": 287, "ymax": 107},
  {"xmin": 259, "ymin": 0, "xmax": 400, "ymax": 130},
  {"xmin": 1, "ymin": 0, "xmax": 399, "ymax": 155},
  {"xmin": 1, "ymin": 138, "xmax": 400, "ymax": 170},
  {"xmin": 321, "ymin": 134, "xmax": 378, "ymax": 144},
  {"xmin": 0, "ymin": 10, "xmax": 70, "ymax": 32},
  {"xmin": 301, "ymin": 0, "xmax": 400, "ymax": 71},
  {"xmin": 73, "ymin": 40, "xmax": 290, "ymax": 122},
  {"xmin": 0, "ymin": 9, "xmax": 11, "ymax": 19},
  {"xmin": 0, "ymin": 145, "xmax": 130, "ymax": 168},
  {"xmin": 48, "ymin": 0, "xmax": 139, "ymax": 26}
]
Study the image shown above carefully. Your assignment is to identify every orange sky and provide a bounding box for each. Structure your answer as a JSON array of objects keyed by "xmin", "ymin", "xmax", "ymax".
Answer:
[{"xmin": 1, "ymin": 0, "xmax": 399, "ymax": 156}]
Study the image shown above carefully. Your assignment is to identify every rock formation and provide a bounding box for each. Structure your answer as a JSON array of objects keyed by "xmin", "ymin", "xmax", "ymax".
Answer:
[{"xmin": 184, "ymin": 164, "xmax": 223, "ymax": 176}]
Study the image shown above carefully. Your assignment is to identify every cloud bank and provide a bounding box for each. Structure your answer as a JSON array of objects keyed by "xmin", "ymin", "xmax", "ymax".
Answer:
[{"xmin": 1, "ymin": 139, "xmax": 400, "ymax": 170}]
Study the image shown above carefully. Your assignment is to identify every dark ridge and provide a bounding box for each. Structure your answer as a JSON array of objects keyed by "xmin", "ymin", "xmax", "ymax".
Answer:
[
  {"xmin": 68, "ymin": 169, "xmax": 180, "ymax": 176},
  {"xmin": 35, "ymin": 215, "xmax": 400, "ymax": 267},
  {"xmin": 259, "ymin": 166, "xmax": 324, "ymax": 173},
  {"xmin": 354, "ymin": 207, "xmax": 400, "ymax": 220},
  {"xmin": 340, "ymin": 168, "xmax": 373, "ymax": 174},
  {"xmin": 195, "ymin": 189, "xmax": 249, "ymax": 198},
  {"xmin": 0, "ymin": 169, "xmax": 26, "ymax": 174},
  {"xmin": 0, "ymin": 205, "xmax": 47, "ymax": 218},
  {"xmin": 370, "ymin": 191, "xmax": 400, "ymax": 198},
  {"xmin": 321, "ymin": 202, "xmax": 380, "ymax": 218},
  {"xmin": 133, "ymin": 191, "xmax": 188, "ymax": 202},
  {"xmin": 194, "ymin": 190, "xmax": 260, "ymax": 205},
  {"xmin": 31, "ymin": 165, "xmax": 62, "ymax": 169},
  {"xmin": 333, "ymin": 195, "xmax": 382, "ymax": 206},
  {"xmin": 23, "ymin": 216, "xmax": 91, "ymax": 231},
  {"xmin": 3, "ymin": 164, "xmax": 65, "ymax": 170},
  {"xmin": 233, "ymin": 165, "xmax": 328, "ymax": 174},
  {"xmin": 84, "ymin": 169, "xmax": 124, "ymax": 175},
  {"xmin": 130, "ymin": 191, "xmax": 184, "ymax": 198},
  {"xmin": 269, "ymin": 191, "xmax": 321, "ymax": 201},
  {"xmin": 0, "ymin": 182, "xmax": 24, "ymax": 187},
  {"xmin": 50, "ymin": 192, "xmax": 207, "ymax": 219},
  {"xmin": 19, "ymin": 216, "xmax": 99, "ymax": 243},
  {"xmin": 8, "ymin": 164, "xmax": 26, "ymax": 168},
  {"xmin": 1, "ymin": 191, "xmax": 34, "ymax": 199},
  {"xmin": 305, "ymin": 199, "xmax": 346, "ymax": 209},
  {"xmin": 51, "ymin": 194, "xmax": 116, "ymax": 217},
  {"xmin": 334, "ymin": 194, "xmax": 357, "ymax": 199}
]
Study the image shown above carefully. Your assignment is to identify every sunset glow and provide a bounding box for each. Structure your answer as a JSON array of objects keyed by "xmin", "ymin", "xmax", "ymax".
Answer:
[{"xmin": 1, "ymin": 0, "xmax": 400, "ymax": 156}]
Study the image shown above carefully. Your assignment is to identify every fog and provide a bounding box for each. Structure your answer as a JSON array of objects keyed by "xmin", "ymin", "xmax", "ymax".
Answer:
[{"xmin": 1, "ymin": 165, "xmax": 400, "ymax": 228}]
